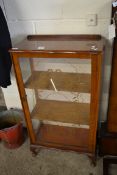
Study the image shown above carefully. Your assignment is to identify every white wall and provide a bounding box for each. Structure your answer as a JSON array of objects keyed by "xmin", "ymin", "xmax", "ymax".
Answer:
[
  {"xmin": 0, "ymin": 0, "xmax": 113, "ymax": 121},
  {"xmin": 4, "ymin": 0, "xmax": 112, "ymax": 43}
]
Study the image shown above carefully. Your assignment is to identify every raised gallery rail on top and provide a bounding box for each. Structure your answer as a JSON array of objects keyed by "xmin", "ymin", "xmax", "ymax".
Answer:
[{"xmin": 27, "ymin": 34, "xmax": 102, "ymax": 41}]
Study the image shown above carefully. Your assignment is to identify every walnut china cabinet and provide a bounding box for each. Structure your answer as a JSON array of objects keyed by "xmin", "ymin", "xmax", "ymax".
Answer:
[{"xmin": 10, "ymin": 35, "xmax": 104, "ymax": 161}]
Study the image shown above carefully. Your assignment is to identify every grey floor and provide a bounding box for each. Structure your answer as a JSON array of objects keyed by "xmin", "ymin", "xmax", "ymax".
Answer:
[{"xmin": 0, "ymin": 140, "xmax": 103, "ymax": 175}]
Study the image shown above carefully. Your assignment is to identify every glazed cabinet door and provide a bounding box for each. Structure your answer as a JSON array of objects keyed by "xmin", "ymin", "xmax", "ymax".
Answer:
[{"xmin": 11, "ymin": 52, "xmax": 102, "ymax": 154}]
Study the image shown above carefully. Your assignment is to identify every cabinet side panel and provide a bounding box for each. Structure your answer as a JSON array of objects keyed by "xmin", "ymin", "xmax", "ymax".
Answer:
[{"xmin": 89, "ymin": 53, "xmax": 103, "ymax": 153}]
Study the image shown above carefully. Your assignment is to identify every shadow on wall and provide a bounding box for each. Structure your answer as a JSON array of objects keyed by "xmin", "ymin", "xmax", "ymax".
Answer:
[
  {"xmin": 0, "ymin": 87, "xmax": 7, "ymax": 110},
  {"xmin": 99, "ymin": 38, "xmax": 113, "ymax": 123}
]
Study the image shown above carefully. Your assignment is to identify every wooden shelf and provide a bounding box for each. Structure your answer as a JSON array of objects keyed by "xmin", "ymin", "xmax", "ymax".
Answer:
[
  {"xmin": 31, "ymin": 99, "xmax": 90, "ymax": 125},
  {"xmin": 36, "ymin": 123, "xmax": 89, "ymax": 152},
  {"xmin": 25, "ymin": 71, "xmax": 91, "ymax": 93}
]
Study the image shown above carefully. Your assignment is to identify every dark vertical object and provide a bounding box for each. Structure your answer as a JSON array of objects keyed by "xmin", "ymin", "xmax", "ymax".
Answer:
[
  {"xmin": 98, "ymin": 5, "xmax": 117, "ymax": 174},
  {"xmin": 107, "ymin": 5, "xmax": 117, "ymax": 132},
  {"xmin": 0, "ymin": 6, "xmax": 12, "ymax": 88}
]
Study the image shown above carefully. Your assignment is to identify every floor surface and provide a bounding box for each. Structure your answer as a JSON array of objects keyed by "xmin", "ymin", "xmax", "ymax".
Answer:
[{"xmin": 0, "ymin": 139, "xmax": 103, "ymax": 175}]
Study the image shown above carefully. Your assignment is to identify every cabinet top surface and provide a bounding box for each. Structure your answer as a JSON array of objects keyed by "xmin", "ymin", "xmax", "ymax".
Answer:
[{"xmin": 10, "ymin": 35, "xmax": 104, "ymax": 53}]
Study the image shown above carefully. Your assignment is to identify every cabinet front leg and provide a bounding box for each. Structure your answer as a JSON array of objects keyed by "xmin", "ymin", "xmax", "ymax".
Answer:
[{"xmin": 30, "ymin": 145, "xmax": 41, "ymax": 157}]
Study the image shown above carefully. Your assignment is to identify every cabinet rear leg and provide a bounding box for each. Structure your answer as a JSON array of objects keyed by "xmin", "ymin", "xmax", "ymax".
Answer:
[{"xmin": 87, "ymin": 154, "xmax": 97, "ymax": 167}]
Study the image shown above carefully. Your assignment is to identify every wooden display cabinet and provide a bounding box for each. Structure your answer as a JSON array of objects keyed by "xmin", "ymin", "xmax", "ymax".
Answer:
[{"xmin": 10, "ymin": 35, "xmax": 104, "ymax": 160}]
